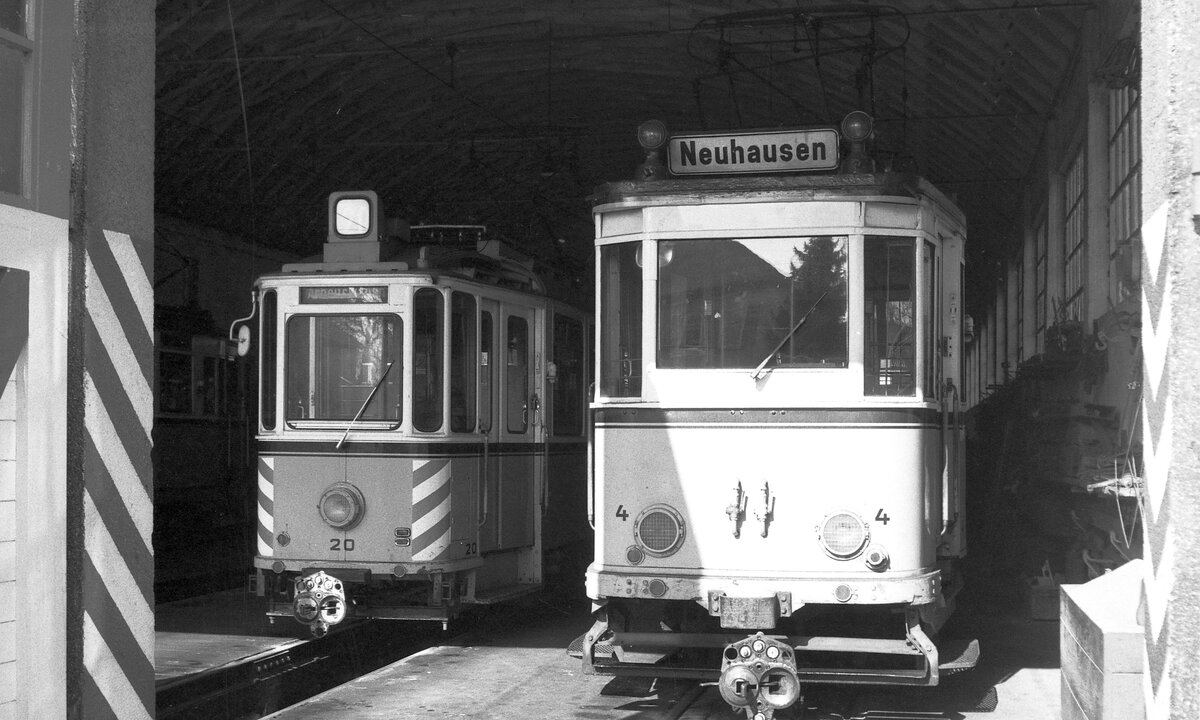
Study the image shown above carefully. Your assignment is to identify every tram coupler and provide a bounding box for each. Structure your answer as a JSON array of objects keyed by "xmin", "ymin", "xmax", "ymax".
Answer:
[
  {"xmin": 293, "ymin": 570, "xmax": 348, "ymax": 637},
  {"xmin": 717, "ymin": 632, "xmax": 801, "ymax": 720}
]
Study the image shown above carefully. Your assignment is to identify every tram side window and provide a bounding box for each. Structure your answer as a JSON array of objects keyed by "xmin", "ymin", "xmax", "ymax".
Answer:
[
  {"xmin": 923, "ymin": 241, "xmax": 939, "ymax": 400},
  {"xmin": 284, "ymin": 314, "xmax": 402, "ymax": 422},
  {"xmin": 506, "ymin": 316, "xmax": 529, "ymax": 433},
  {"xmin": 450, "ymin": 292, "xmax": 477, "ymax": 433},
  {"xmin": 864, "ymin": 237, "xmax": 916, "ymax": 396},
  {"xmin": 414, "ymin": 288, "xmax": 444, "ymax": 432},
  {"xmin": 552, "ymin": 314, "xmax": 584, "ymax": 436},
  {"xmin": 480, "ymin": 311, "xmax": 493, "ymax": 432},
  {"xmin": 261, "ymin": 290, "xmax": 277, "ymax": 429},
  {"xmin": 599, "ymin": 243, "xmax": 642, "ymax": 397}
]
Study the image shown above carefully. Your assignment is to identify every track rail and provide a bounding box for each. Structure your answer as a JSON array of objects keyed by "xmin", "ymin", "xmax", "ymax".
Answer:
[{"xmin": 156, "ymin": 620, "xmax": 438, "ymax": 720}]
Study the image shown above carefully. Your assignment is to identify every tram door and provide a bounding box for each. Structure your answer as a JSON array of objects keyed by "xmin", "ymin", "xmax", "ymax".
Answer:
[
  {"xmin": 939, "ymin": 232, "xmax": 968, "ymax": 558},
  {"xmin": 478, "ymin": 299, "xmax": 500, "ymax": 553},
  {"xmin": 496, "ymin": 304, "xmax": 537, "ymax": 550}
]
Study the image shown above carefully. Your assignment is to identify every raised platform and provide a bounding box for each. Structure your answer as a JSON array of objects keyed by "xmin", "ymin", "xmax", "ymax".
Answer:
[{"xmin": 1060, "ymin": 560, "xmax": 1145, "ymax": 720}]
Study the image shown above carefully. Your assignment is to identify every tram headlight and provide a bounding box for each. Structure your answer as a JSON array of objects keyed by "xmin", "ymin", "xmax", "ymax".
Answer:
[
  {"xmin": 817, "ymin": 511, "xmax": 869, "ymax": 560},
  {"xmin": 633, "ymin": 504, "xmax": 686, "ymax": 558},
  {"xmin": 318, "ymin": 482, "xmax": 366, "ymax": 530}
]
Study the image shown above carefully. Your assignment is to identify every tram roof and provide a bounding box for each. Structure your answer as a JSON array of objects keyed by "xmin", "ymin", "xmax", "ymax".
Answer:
[{"xmin": 591, "ymin": 172, "xmax": 965, "ymax": 226}]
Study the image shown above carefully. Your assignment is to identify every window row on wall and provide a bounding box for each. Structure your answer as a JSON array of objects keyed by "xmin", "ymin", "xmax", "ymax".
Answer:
[{"xmin": 964, "ymin": 82, "xmax": 1141, "ymax": 407}]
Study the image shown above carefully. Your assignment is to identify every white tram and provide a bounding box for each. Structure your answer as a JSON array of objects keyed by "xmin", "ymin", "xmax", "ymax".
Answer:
[
  {"xmin": 577, "ymin": 114, "xmax": 976, "ymax": 719},
  {"xmin": 240, "ymin": 192, "xmax": 589, "ymax": 635}
]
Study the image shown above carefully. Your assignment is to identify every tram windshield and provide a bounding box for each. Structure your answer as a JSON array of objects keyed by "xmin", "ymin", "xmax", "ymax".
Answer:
[
  {"xmin": 284, "ymin": 314, "xmax": 403, "ymax": 424},
  {"xmin": 657, "ymin": 236, "xmax": 848, "ymax": 369}
]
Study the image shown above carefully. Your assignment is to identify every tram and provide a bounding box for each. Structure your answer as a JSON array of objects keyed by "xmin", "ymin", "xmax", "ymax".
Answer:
[
  {"xmin": 576, "ymin": 113, "xmax": 977, "ymax": 720},
  {"xmin": 238, "ymin": 191, "xmax": 589, "ymax": 636}
]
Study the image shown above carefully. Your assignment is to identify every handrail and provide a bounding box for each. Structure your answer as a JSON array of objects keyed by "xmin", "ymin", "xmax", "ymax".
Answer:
[{"xmin": 941, "ymin": 380, "xmax": 959, "ymax": 537}]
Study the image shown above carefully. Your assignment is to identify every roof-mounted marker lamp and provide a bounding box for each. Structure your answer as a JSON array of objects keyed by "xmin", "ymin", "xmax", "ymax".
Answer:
[
  {"xmin": 636, "ymin": 120, "xmax": 669, "ymax": 181},
  {"xmin": 839, "ymin": 110, "xmax": 875, "ymax": 174},
  {"xmin": 324, "ymin": 190, "xmax": 382, "ymax": 263}
]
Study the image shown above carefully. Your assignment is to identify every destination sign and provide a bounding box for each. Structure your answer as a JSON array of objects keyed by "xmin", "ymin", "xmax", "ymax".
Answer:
[
  {"xmin": 668, "ymin": 128, "xmax": 840, "ymax": 175},
  {"xmin": 300, "ymin": 286, "xmax": 388, "ymax": 304}
]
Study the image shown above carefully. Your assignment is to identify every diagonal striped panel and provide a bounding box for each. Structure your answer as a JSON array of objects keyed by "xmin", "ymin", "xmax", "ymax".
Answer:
[
  {"xmin": 81, "ymin": 227, "xmax": 154, "ymax": 720},
  {"xmin": 258, "ymin": 457, "xmax": 276, "ymax": 556},
  {"xmin": 412, "ymin": 458, "xmax": 452, "ymax": 561},
  {"xmin": 1140, "ymin": 200, "xmax": 1172, "ymax": 720}
]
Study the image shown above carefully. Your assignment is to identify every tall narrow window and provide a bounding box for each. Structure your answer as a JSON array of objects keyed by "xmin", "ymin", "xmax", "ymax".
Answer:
[
  {"xmin": 413, "ymin": 288, "xmax": 444, "ymax": 432},
  {"xmin": 260, "ymin": 290, "xmax": 277, "ymax": 429},
  {"xmin": 1034, "ymin": 219, "xmax": 1047, "ymax": 354},
  {"xmin": 599, "ymin": 243, "xmax": 642, "ymax": 397},
  {"xmin": 923, "ymin": 241, "xmax": 938, "ymax": 400},
  {"xmin": 552, "ymin": 314, "xmax": 584, "ymax": 436},
  {"xmin": 449, "ymin": 292, "xmax": 477, "ymax": 433},
  {"xmin": 1063, "ymin": 147, "xmax": 1087, "ymax": 319},
  {"xmin": 1015, "ymin": 245, "xmax": 1025, "ymax": 362},
  {"xmin": 479, "ymin": 311, "xmax": 493, "ymax": 433},
  {"xmin": 506, "ymin": 315, "xmax": 529, "ymax": 434},
  {"xmin": 1108, "ymin": 83, "xmax": 1141, "ymax": 304},
  {"xmin": 864, "ymin": 237, "xmax": 915, "ymax": 396},
  {"xmin": 0, "ymin": 2, "xmax": 29, "ymax": 196}
]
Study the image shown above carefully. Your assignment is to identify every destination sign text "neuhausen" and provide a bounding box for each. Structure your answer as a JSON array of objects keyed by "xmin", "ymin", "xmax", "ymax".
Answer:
[{"xmin": 668, "ymin": 128, "xmax": 840, "ymax": 175}]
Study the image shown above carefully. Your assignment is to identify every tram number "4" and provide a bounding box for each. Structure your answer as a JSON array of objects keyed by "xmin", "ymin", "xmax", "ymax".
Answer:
[
  {"xmin": 874, "ymin": 509, "xmax": 891, "ymax": 525},
  {"xmin": 615, "ymin": 505, "xmax": 629, "ymax": 521}
]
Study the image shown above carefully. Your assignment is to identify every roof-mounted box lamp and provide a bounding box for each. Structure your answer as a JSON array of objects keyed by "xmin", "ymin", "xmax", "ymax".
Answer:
[{"xmin": 325, "ymin": 190, "xmax": 382, "ymax": 263}]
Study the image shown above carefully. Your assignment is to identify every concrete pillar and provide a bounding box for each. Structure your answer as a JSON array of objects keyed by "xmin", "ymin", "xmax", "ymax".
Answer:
[
  {"xmin": 1140, "ymin": 0, "xmax": 1200, "ymax": 717},
  {"xmin": 68, "ymin": 1, "xmax": 156, "ymax": 718}
]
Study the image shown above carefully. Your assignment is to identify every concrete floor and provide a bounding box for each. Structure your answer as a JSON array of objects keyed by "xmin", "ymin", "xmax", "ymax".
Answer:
[{"xmin": 262, "ymin": 583, "xmax": 1063, "ymax": 720}]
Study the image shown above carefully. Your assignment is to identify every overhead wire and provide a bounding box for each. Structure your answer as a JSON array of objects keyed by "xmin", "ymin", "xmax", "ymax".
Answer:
[{"xmin": 226, "ymin": 0, "xmax": 259, "ymax": 275}]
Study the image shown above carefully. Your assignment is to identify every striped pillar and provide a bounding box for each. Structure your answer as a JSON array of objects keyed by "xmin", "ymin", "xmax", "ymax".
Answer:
[
  {"xmin": 1141, "ymin": 200, "xmax": 1171, "ymax": 719},
  {"xmin": 79, "ymin": 227, "xmax": 154, "ymax": 719}
]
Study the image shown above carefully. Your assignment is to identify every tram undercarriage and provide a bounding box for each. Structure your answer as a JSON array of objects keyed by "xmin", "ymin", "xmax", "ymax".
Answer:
[
  {"xmin": 257, "ymin": 551, "xmax": 544, "ymax": 635},
  {"xmin": 572, "ymin": 597, "xmax": 979, "ymax": 720}
]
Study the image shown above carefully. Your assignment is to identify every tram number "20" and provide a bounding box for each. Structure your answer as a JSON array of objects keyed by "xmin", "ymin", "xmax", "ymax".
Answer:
[{"xmin": 330, "ymin": 538, "xmax": 355, "ymax": 551}]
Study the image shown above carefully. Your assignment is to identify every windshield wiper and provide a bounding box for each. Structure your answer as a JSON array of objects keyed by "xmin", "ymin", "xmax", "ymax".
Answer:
[
  {"xmin": 751, "ymin": 289, "xmax": 830, "ymax": 381},
  {"xmin": 336, "ymin": 361, "xmax": 395, "ymax": 449}
]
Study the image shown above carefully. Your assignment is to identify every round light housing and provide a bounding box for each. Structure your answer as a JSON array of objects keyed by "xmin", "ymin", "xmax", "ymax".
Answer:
[
  {"xmin": 318, "ymin": 483, "xmax": 366, "ymax": 530},
  {"xmin": 633, "ymin": 504, "xmax": 686, "ymax": 557},
  {"xmin": 625, "ymin": 546, "xmax": 646, "ymax": 565},
  {"xmin": 841, "ymin": 110, "xmax": 874, "ymax": 142},
  {"xmin": 819, "ymin": 511, "xmax": 870, "ymax": 559},
  {"xmin": 637, "ymin": 120, "xmax": 668, "ymax": 150},
  {"xmin": 647, "ymin": 579, "xmax": 668, "ymax": 597},
  {"xmin": 864, "ymin": 545, "xmax": 890, "ymax": 572}
]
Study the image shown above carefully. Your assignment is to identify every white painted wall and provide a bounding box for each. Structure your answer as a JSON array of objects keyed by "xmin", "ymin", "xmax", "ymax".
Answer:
[{"xmin": 0, "ymin": 205, "xmax": 70, "ymax": 720}]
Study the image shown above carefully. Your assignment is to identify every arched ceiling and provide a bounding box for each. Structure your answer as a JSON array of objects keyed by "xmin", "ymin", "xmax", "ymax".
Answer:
[{"xmin": 156, "ymin": 1, "xmax": 1091, "ymax": 300}]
